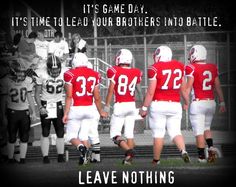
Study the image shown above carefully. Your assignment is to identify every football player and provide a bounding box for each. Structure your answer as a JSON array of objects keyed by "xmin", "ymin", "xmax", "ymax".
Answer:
[
  {"xmin": 104, "ymin": 49, "xmax": 143, "ymax": 165},
  {"xmin": 185, "ymin": 45, "xmax": 226, "ymax": 163},
  {"xmin": 1, "ymin": 58, "xmax": 37, "ymax": 164},
  {"xmin": 63, "ymin": 53, "xmax": 107, "ymax": 165},
  {"xmin": 139, "ymin": 46, "xmax": 190, "ymax": 165},
  {"xmin": 34, "ymin": 55, "xmax": 68, "ymax": 163}
]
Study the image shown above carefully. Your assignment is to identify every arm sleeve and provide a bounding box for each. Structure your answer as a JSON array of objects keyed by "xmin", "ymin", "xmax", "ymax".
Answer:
[
  {"xmin": 148, "ymin": 66, "xmax": 157, "ymax": 80},
  {"xmin": 64, "ymin": 70, "xmax": 74, "ymax": 85},
  {"xmin": 26, "ymin": 77, "xmax": 34, "ymax": 92},
  {"xmin": 137, "ymin": 70, "xmax": 142, "ymax": 84},
  {"xmin": 185, "ymin": 65, "xmax": 194, "ymax": 77},
  {"xmin": 107, "ymin": 67, "xmax": 116, "ymax": 84}
]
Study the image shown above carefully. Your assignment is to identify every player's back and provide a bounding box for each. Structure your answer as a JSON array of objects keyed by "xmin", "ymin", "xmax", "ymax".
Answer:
[
  {"xmin": 64, "ymin": 67, "xmax": 100, "ymax": 106},
  {"xmin": 149, "ymin": 60, "xmax": 184, "ymax": 102},
  {"xmin": 107, "ymin": 66, "xmax": 142, "ymax": 103},
  {"xmin": 186, "ymin": 62, "xmax": 218, "ymax": 100}
]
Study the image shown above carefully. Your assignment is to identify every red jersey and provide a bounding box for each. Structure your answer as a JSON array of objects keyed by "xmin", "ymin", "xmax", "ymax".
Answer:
[
  {"xmin": 64, "ymin": 67, "xmax": 101, "ymax": 106},
  {"xmin": 148, "ymin": 60, "xmax": 184, "ymax": 102},
  {"xmin": 185, "ymin": 62, "xmax": 218, "ymax": 100},
  {"xmin": 107, "ymin": 66, "xmax": 142, "ymax": 103}
]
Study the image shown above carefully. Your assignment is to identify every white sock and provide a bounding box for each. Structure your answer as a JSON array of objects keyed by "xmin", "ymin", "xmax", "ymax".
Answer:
[
  {"xmin": 7, "ymin": 143, "xmax": 15, "ymax": 159},
  {"xmin": 20, "ymin": 142, "xmax": 28, "ymax": 159},
  {"xmin": 41, "ymin": 136, "xmax": 49, "ymax": 156},
  {"xmin": 181, "ymin": 150, "xmax": 187, "ymax": 155},
  {"xmin": 56, "ymin": 138, "xmax": 64, "ymax": 154},
  {"xmin": 92, "ymin": 153, "xmax": 100, "ymax": 162}
]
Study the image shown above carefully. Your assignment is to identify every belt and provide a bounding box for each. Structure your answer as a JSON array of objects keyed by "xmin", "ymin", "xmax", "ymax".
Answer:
[
  {"xmin": 193, "ymin": 98, "xmax": 214, "ymax": 101},
  {"xmin": 154, "ymin": 99, "xmax": 179, "ymax": 103}
]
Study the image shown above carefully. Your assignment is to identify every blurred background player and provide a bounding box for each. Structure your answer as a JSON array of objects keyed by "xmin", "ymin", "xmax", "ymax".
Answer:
[
  {"xmin": 185, "ymin": 45, "xmax": 226, "ymax": 163},
  {"xmin": 104, "ymin": 49, "xmax": 143, "ymax": 165},
  {"xmin": 63, "ymin": 53, "xmax": 107, "ymax": 165},
  {"xmin": 34, "ymin": 55, "xmax": 68, "ymax": 164},
  {"xmin": 70, "ymin": 33, "xmax": 87, "ymax": 54},
  {"xmin": 48, "ymin": 31, "xmax": 69, "ymax": 67},
  {"xmin": 1, "ymin": 58, "xmax": 37, "ymax": 164},
  {"xmin": 18, "ymin": 31, "xmax": 40, "ymax": 69},
  {"xmin": 139, "ymin": 46, "xmax": 190, "ymax": 165},
  {"xmin": 34, "ymin": 30, "xmax": 49, "ymax": 69}
]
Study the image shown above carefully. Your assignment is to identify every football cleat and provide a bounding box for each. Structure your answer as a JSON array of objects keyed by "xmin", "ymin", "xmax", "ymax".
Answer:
[
  {"xmin": 207, "ymin": 147, "xmax": 217, "ymax": 163},
  {"xmin": 181, "ymin": 151, "xmax": 190, "ymax": 163},
  {"xmin": 19, "ymin": 158, "xmax": 26, "ymax": 164},
  {"xmin": 77, "ymin": 145, "xmax": 88, "ymax": 165},
  {"xmin": 58, "ymin": 154, "xmax": 65, "ymax": 163},
  {"xmin": 152, "ymin": 160, "xmax": 160, "ymax": 166},
  {"xmin": 122, "ymin": 159, "xmax": 132, "ymax": 165},
  {"xmin": 8, "ymin": 158, "xmax": 17, "ymax": 164},
  {"xmin": 43, "ymin": 156, "xmax": 50, "ymax": 164}
]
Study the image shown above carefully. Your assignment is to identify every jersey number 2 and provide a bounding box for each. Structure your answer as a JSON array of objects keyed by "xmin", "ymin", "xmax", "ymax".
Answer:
[{"xmin": 202, "ymin": 71, "xmax": 212, "ymax": 90}]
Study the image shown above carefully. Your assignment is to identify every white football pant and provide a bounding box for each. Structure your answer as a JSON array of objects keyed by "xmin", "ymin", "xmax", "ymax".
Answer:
[
  {"xmin": 149, "ymin": 101, "xmax": 182, "ymax": 141},
  {"xmin": 189, "ymin": 100, "xmax": 216, "ymax": 136}
]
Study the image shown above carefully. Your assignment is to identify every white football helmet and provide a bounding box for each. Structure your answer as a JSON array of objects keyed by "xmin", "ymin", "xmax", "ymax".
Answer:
[
  {"xmin": 115, "ymin": 49, "xmax": 133, "ymax": 66},
  {"xmin": 87, "ymin": 61, "xmax": 93, "ymax": 69},
  {"xmin": 153, "ymin": 46, "xmax": 172, "ymax": 63},
  {"xmin": 72, "ymin": 52, "xmax": 89, "ymax": 68},
  {"xmin": 189, "ymin": 45, "xmax": 207, "ymax": 63}
]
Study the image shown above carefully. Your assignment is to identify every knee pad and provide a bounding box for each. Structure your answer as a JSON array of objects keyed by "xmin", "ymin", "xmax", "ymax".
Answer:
[
  {"xmin": 20, "ymin": 134, "xmax": 29, "ymax": 143},
  {"xmin": 56, "ymin": 129, "xmax": 65, "ymax": 138},
  {"xmin": 112, "ymin": 136, "xmax": 126, "ymax": 146},
  {"xmin": 42, "ymin": 129, "xmax": 50, "ymax": 137},
  {"xmin": 8, "ymin": 136, "xmax": 17, "ymax": 144}
]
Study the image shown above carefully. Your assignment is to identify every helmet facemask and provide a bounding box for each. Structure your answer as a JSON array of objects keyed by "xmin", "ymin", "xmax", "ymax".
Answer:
[{"xmin": 47, "ymin": 55, "xmax": 62, "ymax": 78}]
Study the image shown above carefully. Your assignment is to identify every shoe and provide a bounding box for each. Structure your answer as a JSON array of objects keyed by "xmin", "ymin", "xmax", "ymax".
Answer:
[
  {"xmin": 122, "ymin": 159, "xmax": 132, "ymax": 165},
  {"xmin": 8, "ymin": 158, "xmax": 16, "ymax": 164},
  {"xmin": 77, "ymin": 146, "xmax": 87, "ymax": 165},
  {"xmin": 43, "ymin": 156, "xmax": 50, "ymax": 164},
  {"xmin": 58, "ymin": 154, "xmax": 65, "ymax": 163},
  {"xmin": 83, "ymin": 150, "xmax": 90, "ymax": 165},
  {"xmin": 90, "ymin": 159, "xmax": 100, "ymax": 163},
  {"xmin": 78, "ymin": 145, "xmax": 86, "ymax": 156},
  {"xmin": 207, "ymin": 147, "xmax": 217, "ymax": 163},
  {"xmin": 122, "ymin": 156, "xmax": 133, "ymax": 165},
  {"xmin": 152, "ymin": 160, "xmax": 160, "ymax": 166},
  {"xmin": 198, "ymin": 155, "xmax": 207, "ymax": 163},
  {"xmin": 19, "ymin": 158, "xmax": 26, "ymax": 164},
  {"xmin": 181, "ymin": 151, "xmax": 190, "ymax": 163}
]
